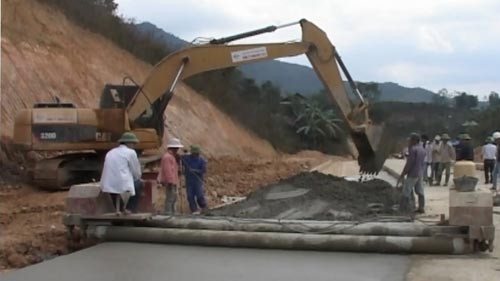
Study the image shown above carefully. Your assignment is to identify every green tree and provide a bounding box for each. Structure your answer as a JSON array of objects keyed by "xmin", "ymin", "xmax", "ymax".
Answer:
[
  {"xmin": 432, "ymin": 88, "xmax": 449, "ymax": 105},
  {"xmin": 260, "ymin": 81, "xmax": 281, "ymax": 112},
  {"xmin": 358, "ymin": 82, "xmax": 381, "ymax": 101},
  {"xmin": 488, "ymin": 91, "xmax": 500, "ymax": 107},
  {"xmin": 454, "ymin": 92, "xmax": 478, "ymax": 109}
]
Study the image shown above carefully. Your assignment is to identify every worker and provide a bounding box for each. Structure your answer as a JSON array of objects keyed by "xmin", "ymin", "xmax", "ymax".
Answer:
[
  {"xmin": 398, "ymin": 133, "xmax": 426, "ymax": 213},
  {"xmin": 491, "ymin": 132, "xmax": 500, "ymax": 191},
  {"xmin": 159, "ymin": 138, "xmax": 184, "ymax": 214},
  {"xmin": 437, "ymin": 133, "xmax": 456, "ymax": 186},
  {"xmin": 482, "ymin": 137, "xmax": 497, "ymax": 184},
  {"xmin": 421, "ymin": 135, "xmax": 432, "ymax": 183},
  {"xmin": 100, "ymin": 132, "xmax": 143, "ymax": 214},
  {"xmin": 181, "ymin": 145, "xmax": 208, "ymax": 214},
  {"xmin": 430, "ymin": 135, "xmax": 441, "ymax": 186},
  {"xmin": 456, "ymin": 134, "xmax": 474, "ymax": 161}
]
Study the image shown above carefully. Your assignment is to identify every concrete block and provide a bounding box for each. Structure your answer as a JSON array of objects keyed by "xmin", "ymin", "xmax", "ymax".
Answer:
[
  {"xmin": 66, "ymin": 183, "xmax": 114, "ymax": 215},
  {"xmin": 449, "ymin": 189, "xmax": 493, "ymax": 226},
  {"xmin": 137, "ymin": 180, "xmax": 159, "ymax": 212},
  {"xmin": 449, "ymin": 189, "xmax": 492, "ymax": 207}
]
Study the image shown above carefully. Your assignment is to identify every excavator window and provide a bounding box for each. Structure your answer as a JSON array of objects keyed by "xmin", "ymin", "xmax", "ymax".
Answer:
[{"xmin": 34, "ymin": 103, "xmax": 75, "ymax": 108}]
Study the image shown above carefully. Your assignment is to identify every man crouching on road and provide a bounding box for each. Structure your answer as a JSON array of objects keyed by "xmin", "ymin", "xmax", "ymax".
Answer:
[
  {"xmin": 100, "ymin": 132, "xmax": 143, "ymax": 215},
  {"xmin": 159, "ymin": 138, "xmax": 183, "ymax": 215},
  {"xmin": 398, "ymin": 133, "xmax": 426, "ymax": 213}
]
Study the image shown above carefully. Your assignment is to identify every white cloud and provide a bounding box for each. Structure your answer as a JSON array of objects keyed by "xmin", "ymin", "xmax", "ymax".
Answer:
[
  {"xmin": 377, "ymin": 62, "xmax": 447, "ymax": 86},
  {"xmin": 115, "ymin": 0, "xmax": 500, "ymax": 96},
  {"xmin": 417, "ymin": 26, "xmax": 454, "ymax": 53}
]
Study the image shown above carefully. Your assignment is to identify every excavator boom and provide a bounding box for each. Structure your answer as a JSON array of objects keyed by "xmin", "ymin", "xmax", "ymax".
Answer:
[
  {"xmin": 127, "ymin": 19, "xmax": 386, "ymax": 173},
  {"xmin": 13, "ymin": 19, "xmax": 386, "ymax": 189}
]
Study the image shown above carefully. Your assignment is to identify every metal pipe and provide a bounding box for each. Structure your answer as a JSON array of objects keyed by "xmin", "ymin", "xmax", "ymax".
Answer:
[
  {"xmin": 275, "ymin": 20, "xmax": 301, "ymax": 29},
  {"xmin": 144, "ymin": 216, "xmax": 448, "ymax": 237},
  {"xmin": 168, "ymin": 57, "xmax": 188, "ymax": 94},
  {"xmin": 333, "ymin": 50, "xmax": 365, "ymax": 103},
  {"xmin": 209, "ymin": 21, "xmax": 300, "ymax": 45},
  {"xmin": 88, "ymin": 226, "xmax": 473, "ymax": 255}
]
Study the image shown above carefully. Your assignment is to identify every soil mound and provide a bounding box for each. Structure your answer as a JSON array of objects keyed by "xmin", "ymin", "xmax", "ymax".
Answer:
[{"xmin": 209, "ymin": 172, "xmax": 401, "ymax": 220}]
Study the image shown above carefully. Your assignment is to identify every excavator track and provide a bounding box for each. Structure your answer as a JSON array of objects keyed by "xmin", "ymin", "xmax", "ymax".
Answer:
[
  {"xmin": 33, "ymin": 153, "xmax": 103, "ymax": 190},
  {"xmin": 33, "ymin": 152, "xmax": 163, "ymax": 190}
]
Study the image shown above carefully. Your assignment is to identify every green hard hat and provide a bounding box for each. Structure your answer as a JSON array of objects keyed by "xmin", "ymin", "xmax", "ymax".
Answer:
[
  {"xmin": 190, "ymin": 145, "xmax": 201, "ymax": 154},
  {"xmin": 460, "ymin": 134, "xmax": 471, "ymax": 140},
  {"xmin": 441, "ymin": 133, "xmax": 450, "ymax": 140},
  {"xmin": 118, "ymin": 132, "xmax": 139, "ymax": 143}
]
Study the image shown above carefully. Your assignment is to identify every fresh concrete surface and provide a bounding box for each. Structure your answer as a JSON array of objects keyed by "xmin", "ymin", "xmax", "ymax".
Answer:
[{"xmin": 2, "ymin": 242, "xmax": 410, "ymax": 281}]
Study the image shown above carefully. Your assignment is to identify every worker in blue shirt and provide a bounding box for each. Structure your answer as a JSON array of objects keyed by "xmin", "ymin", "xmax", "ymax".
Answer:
[{"xmin": 181, "ymin": 145, "xmax": 208, "ymax": 214}]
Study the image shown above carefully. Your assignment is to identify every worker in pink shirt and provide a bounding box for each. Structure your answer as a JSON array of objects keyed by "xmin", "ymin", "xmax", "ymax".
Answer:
[{"xmin": 159, "ymin": 138, "xmax": 183, "ymax": 214}]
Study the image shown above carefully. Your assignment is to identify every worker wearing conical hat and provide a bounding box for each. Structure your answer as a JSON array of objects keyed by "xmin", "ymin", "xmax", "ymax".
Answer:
[
  {"xmin": 100, "ymin": 132, "xmax": 143, "ymax": 214},
  {"xmin": 456, "ymin": 134, "xmax": 474, "ymax": 161},
  {"xmin": 181, "ymin": 145, "xmax": 208, "ymax": 214},
  {"xmin": 436, "ymin": 133, "xmax": 455, "ymax": 186}
]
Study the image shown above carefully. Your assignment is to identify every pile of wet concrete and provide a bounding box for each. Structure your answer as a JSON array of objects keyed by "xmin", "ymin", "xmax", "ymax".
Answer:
[{"xmin": 209, "ymin": 172, "xmax": 402, "ymax": 220}]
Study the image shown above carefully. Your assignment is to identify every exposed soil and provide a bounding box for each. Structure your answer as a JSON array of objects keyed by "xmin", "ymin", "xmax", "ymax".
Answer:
[
  {"xmin": 0, "ymin": 153, "xmax": 330, "ymax": 272},
  {"xmin": 0, "ymin": 0, "xmax": 338, "ymax": 274},
  {"xmin": 209, "ymin": 171, "xmax": 401, "ymax": 220}
]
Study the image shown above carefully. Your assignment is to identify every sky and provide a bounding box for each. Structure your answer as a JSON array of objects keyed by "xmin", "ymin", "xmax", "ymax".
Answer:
[{"xmin": 116, "ymin": 0, "xmax": 500, "ymax": 99}]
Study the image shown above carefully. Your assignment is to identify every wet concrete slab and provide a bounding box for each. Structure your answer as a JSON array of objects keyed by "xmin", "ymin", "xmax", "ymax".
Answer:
[{"xmin": 3, "ymin": 242, "xmax": 410, "ymax": 281}]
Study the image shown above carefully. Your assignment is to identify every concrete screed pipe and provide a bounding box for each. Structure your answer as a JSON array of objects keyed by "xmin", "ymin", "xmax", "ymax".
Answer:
[
  {"xmin": 87, "ymin": 225, "xmax": 472, "ymax": 255},
  {"xmin": 143, "ymin": 216, "xmax": 452, "ymax": 237}
]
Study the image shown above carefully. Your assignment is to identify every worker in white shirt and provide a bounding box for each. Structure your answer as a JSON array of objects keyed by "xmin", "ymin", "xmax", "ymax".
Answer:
[
  {"xmin": 100, "ymin": 132, "xmax": 143, "ymax": 214},
  {"xmin": 483, "ymin": 136, "xmax": 497, "ymax": 184},
  {"xmin": 430, "ymin": 135, "xmax": 441, "ymax": 186}
]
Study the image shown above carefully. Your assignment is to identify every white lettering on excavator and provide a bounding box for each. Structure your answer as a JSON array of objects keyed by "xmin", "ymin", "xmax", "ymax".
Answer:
[
  {"xmin": 40, "ymin": 132, "xmax": 57, "ymax": 140},
  {"xmin": 231, "ymin": 47, "xmax": 268, "ymax": 63},
  {"xmin": 95, "ymin": 132, "xmax": 112, "ymax": 142}
]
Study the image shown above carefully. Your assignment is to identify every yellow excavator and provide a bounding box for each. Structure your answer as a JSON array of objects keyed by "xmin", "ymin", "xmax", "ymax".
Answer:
[{"xmin": 13, "ymin": 19, "xmax": 386, "ymax": 189}]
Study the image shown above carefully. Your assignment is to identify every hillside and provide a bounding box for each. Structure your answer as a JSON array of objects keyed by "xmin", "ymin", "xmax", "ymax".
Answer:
[
  {"xmin": 136, "ymin": 21, "xmax": 437, "ymax": 102},
  {"xmin": 0, "ymin": 0, "xmax": 277, "ymax": 159}
]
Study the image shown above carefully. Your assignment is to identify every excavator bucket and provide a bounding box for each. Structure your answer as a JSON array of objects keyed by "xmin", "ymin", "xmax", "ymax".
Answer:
[{"xmin": 351, "ymin": 123, "xmax": 390, "ymax": 174}]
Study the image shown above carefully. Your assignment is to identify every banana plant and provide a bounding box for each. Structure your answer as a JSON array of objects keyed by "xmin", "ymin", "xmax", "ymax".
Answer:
[{"xmin": 293, "ymin": 100, "xmax": 343, "ymax": 146}]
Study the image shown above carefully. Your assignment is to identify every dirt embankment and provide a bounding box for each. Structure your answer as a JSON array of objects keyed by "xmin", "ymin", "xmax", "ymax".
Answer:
[{"xmin": 1, "ymin": 0, "xmax": 277, "ymax": 159}]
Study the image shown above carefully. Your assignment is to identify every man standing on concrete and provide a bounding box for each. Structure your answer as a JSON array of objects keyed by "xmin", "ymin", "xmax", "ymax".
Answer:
[
  {"xmin": 159, "ymin": 138, "xmax": 183, "ymax": 214},
  {"xmin": 182, "ymin": 145, "xmax": 208, "ymax": 214},
  {"xmin": 482, "ymin": 137, "xmax": 497, "ymax": 184},
  {"xmin": 100, "ymin": 132, "xmax": 143, "ymax": 214},
  {"xmin": 430, "ymin": 135, "xmax": 441, "ymax": 186},
  {"xmin": 437, "ymin": 134, "xmax": 456, "ymax": 186},
  {"xmin": 456, "ymin": 134, "xmax": 474, "ymax": 161},
  {"xmin": 491, "ymin": 132, "xmax": 500, "ymax": 191},
  {"xmin": 421, "ymin": 135, "xmax": 432, "ymax": 183},
  {"xmin": 398, "ymin": 133, "xmax": 426, "ymax": 213}
]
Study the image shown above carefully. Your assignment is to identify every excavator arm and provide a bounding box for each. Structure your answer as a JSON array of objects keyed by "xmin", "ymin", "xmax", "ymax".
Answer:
[{"xmin": 127, "ymin": 19, "xmax": 386, "ymax": 173}]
